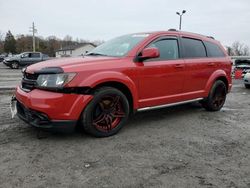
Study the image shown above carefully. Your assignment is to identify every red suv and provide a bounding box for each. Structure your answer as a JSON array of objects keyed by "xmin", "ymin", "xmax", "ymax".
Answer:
[{"xmin": 14, "ymin": 30, "xmax": 232, "ymax": 137}]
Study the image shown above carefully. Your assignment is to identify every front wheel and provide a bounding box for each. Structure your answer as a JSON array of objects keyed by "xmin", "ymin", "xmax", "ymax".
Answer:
[
  {"xmin": 81, "ymin": 87, "xmax": 129, "ymax": 137},
  {"xmin": 11, "ymin": 62, "xmax": 19, "ymax": 69},
  {"xmin": 245, "ymin": 84, "xmax": 250, "ymax": 89},
  {"xmin": 202, "ymin": 80, "xmax": 227, "ymax": 111}
]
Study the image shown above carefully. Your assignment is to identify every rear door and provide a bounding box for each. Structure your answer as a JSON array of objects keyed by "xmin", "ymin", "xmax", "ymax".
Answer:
[
  {"xmin": 29, "ymin": 52, "xmax": 41, "ymax": 64},
  {"xmin": 137, "ymin": 37, "xmax": 186, "ymax": 108},
  {"xmin": 180, "ymin": 37, "xmax": 214, "ymax": 97}
]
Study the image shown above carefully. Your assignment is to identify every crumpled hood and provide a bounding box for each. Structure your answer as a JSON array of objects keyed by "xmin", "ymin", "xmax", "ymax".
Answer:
[{"xmin": 26, "ymin": 56, "xmax": 121, "ymax": 73}]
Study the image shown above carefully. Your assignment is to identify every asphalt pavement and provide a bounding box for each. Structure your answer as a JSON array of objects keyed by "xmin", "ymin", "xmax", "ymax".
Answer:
[{"xmin": 0, "ymin": 62, "xmax": 22, "ymax": 90}]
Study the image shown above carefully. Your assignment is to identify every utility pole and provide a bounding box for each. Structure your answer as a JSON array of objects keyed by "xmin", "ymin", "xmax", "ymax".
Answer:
[
  {"xmin": 176, "ymin": 10, "xmax": 186, "ymax": 30},
  {"xmin": 29, "ymin": 22, "xmax": 37, "ymax": 52}
]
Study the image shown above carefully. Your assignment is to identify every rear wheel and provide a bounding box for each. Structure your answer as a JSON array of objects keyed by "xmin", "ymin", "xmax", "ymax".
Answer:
[
  {"xmin": 202, "ymin": 80, "xmax": 227, "ymax": 111},
  {"xmin": 82, "ymin": 87, "xmax": 129, "ymax": 137},
  {"xmin": 11, "ymin": 62, "xmax": 19, "ymax": 69},
  {"xmin": 245, "ymin": 84, "xmax": 250, "ymax": 89}
]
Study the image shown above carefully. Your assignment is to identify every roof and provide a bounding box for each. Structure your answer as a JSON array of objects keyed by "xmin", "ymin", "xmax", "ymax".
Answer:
[
  {"xmin": 130, "ymin": 30, "xmax": 219, "ymax": 43},
  {"xmin": 56, "ymin": 43, "xmax": 96, "ymax": 52}
]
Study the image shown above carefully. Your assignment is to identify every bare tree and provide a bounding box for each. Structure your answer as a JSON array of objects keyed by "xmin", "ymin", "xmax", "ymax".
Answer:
[
  {"xmin": 0, "ymin": 31, "xmax": 4, "ymax": 53},
  {"xmin": 0, "ymin": 31, "xmax": 4, "ymax": 41},
  {"xmin": 242, "ymin": 45, "xmax": 250, "ymax": 56},
  {"xmin": 63, "ymin": 35, "xmax": 73, "ymax": 46},
  {"xmin": 92, "ymin": 40, "xmax": 105, "ymax": 46},
  {"xmin": 231, "ymin": 41, "xmax": 250, "ymax": 56}
]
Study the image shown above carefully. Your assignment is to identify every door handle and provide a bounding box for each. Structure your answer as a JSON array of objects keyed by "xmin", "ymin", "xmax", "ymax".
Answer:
[{"xmin": 175, "ymin": 64, "xmax": 184, "ymax": 68}]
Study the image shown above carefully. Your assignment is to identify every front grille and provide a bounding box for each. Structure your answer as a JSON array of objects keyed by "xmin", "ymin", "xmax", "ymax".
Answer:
[
  {"xmin": 17, "ymin": 100, "xmax": 50, "ymax": 125},
  {"xmin": 21, "ymin": 72, "xmax": 39, "ymax": 92},
  {"xmin": 25, "ymin": 73, "xmax": 39, "ymax": 80}
]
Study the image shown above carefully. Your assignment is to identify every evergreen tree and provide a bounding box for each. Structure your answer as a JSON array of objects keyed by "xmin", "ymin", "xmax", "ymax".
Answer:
[{"xmin": 4, "ymin": 30, "xmax": 16, "ymax": 53}]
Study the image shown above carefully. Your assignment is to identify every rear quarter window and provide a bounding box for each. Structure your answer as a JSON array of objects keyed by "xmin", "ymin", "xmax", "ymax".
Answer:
[
  {"xmin": 30, "ymin": 53, "xmax": 41, "ymax": 58},
  {"xmin": 204, "ymin": 41, "xmax": 226, "ymax": 57},
  {"xmin": 181, "ymin": 37, "xmax": 206, "ymax": 58}
]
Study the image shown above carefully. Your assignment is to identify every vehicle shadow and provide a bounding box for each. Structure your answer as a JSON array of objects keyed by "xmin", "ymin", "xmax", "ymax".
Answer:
[
  {"xmin": 4, "ymin": 102, "xmax": 205, "ymax": 141},
  {"xmin": 127, "ymin": 102, "xmax": 204, "ymax": 129}
]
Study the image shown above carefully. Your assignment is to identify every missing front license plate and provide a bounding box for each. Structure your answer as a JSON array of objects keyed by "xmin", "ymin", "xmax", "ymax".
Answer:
[{"xmin": 10, "ymin": 96, "xmax": 17, "ymax": 118}]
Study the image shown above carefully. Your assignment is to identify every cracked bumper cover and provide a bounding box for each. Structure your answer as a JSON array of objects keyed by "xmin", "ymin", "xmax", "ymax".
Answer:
[{"xmin": 15, "ymin": 86, "xmax": 93, "ymax": 132}]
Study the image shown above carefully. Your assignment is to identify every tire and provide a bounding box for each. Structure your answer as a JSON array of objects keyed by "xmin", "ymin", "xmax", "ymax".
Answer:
[
  {"xmin": 11, "ymin": 62, "xmax": 19, "ymax": 69},
  {"xmin": 202, "ymin": 80, "xmax": 227, "ymax": 111},
  {"xmin": 82, "ymin": 87, "xmax": 129, "ymax": 137},
  {"xmin": 245, "ymin": 84, "xmax": 250, "ymax": 89}
]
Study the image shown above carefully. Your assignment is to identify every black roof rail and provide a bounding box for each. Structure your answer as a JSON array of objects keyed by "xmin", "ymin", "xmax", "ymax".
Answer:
[
  {"xmin": 207, "ymin": 36, "xmax": 215, "ymax": 39},
  {"xmin": 168, "ymin": 29, "xmax": 178, "ymax": 31}
]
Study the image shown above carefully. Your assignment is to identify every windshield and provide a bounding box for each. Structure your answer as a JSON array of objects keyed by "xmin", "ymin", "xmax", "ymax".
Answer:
[{"xmin": 87, "ymin": 34, "xmax": 149, "ymax": 57}]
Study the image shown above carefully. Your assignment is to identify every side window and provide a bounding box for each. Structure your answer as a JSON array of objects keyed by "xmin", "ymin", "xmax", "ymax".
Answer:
[
  {"xmin": 148, "ymin": 39, "xmax": 179, "ymax": 60},
  {"xmin": 182, "ymin": 38, "xmax": 206, "ymax": 58},
  {"xmin": 204, "ymin": 41, "xmax": 225, "ymax": 57},
  {"xmin": 30, "ymin": 53, "xmax": 40, "ymax": 58},
  {"xmin": 22, "ymin": 53, "xmax": 29, "ymax": 58}
]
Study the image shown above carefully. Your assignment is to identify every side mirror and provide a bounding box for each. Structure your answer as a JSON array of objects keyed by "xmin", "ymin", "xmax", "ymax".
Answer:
[{"xmin": 136, "ymin": 47, "xmax": 160, "ymax": 62}]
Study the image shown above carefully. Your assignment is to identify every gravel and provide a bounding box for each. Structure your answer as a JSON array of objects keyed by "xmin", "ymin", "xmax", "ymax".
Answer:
[{"xmin": 0, "ymin": 63, "xmax": 249, "ymax": 187}]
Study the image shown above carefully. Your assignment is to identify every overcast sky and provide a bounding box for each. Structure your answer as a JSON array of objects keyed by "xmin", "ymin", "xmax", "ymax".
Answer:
[{"xmin": 0, "ymin": 0, "xmax": 250, "ymax": 47}]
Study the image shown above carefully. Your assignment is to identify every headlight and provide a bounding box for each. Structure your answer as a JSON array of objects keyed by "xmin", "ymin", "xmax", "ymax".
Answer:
[
  {"xmin": 36, "ymin": 73, "xmax": 76, "ymax": 89},
  {"xmin": 21, "ymin": 67, "xmax": 26, "ymax": 74}
]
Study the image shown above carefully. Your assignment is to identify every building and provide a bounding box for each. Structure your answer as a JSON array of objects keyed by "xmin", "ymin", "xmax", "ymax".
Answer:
[{"xmin": 55, "ymin": 43, "xmax": 96, "ymax": 58}]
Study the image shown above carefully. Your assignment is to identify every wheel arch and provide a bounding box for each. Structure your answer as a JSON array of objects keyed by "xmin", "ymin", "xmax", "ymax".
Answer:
[
  {"xmin": 216, "ymin": 76, "xmax": 229, "ymax": 92},
  {"xmin": 78, "ymin": 71, "xmax": 139, "ymax": 111},
  {"xmin": 93, "ymin": 81, "xmax": 135, "ymax": 114},
  {"xmin": 205, "ymin": 70, "xmax": 230, "ymax": 95},
  {"xmin": 10, "ymin": 61, "xmax": 20, "ymax": 69}
]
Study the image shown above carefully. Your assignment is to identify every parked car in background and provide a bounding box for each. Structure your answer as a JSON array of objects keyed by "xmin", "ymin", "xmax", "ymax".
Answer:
[
  {"xmin": 3, "ymin": 52, "xmax": 49, "ymax": 69},
  {"xmin": 0, "ymin": 54, "xmax": 8, "ymax": 62},
  {"xmin": 232, "ymin": 58, "xmax": 250, "ymax": 78},
  {"xmin": 237, "ymin": 65, "xmax": 250, "ymax": 78},
  {"xmin": 244, "ymin": 72, "xmax": 250, "ymax": 88},
  {"xmin": 13, "ymin": 30, "xmax": 232, "ymax": 137}
]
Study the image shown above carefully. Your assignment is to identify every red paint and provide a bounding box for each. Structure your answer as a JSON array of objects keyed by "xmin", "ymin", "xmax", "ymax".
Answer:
[
  {"xmin": 17, "ymin": 31, "xmax": 232, "ymax": 122},
  {"xmin": 234, "ymin": 70, "xmax": 243, "ymax": 79},
  {"xmin": 15, "ymin": 86, "xmax": 93, "ymax": 120}
]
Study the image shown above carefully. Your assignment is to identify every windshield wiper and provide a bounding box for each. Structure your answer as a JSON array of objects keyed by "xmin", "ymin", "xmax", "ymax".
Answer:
[{"xmin": 86, "ymin": 52, "xmax": 108, "ymax": 56}]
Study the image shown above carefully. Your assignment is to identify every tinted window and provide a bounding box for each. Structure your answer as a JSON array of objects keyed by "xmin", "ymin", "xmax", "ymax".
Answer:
[
  {"xmin": 148, "ymin": 39, "xmax": 179, "ymax": 60},
  {"xmin": 30, "ymin": 53, "xmax": 40, "ymax": 58},
  {"xmin": 182, "ymin": 38, "xmax": 206, "ymax": 58},
  {"xmin": 204, "ymin": 41, "xmax": 225, "ymax": 57}
]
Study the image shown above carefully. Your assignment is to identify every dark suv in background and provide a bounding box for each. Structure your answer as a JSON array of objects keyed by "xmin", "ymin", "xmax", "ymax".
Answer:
[{"xmin": 3, "ymin": 52, "xmax": 49, "ymax": 69}]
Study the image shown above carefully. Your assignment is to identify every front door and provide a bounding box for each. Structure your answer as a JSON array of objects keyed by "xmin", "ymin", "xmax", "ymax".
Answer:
[
  {"xmin": 137, "ymin": 37, "xmax": 185, "ymax": 108},
  {"xmin": 20, "ymin": 53, "xmax": 32, "ymax": 65},
  {"xmin": 29, "ymin": 52, "xmax": 41, "ymax": 65}
]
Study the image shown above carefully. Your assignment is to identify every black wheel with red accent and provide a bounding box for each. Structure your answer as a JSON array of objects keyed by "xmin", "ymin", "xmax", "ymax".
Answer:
[
  {"xmin": 82, "ymin": 87, "xmax": 129, "ymax": 137},
  {"xmin": 202, "ymin": 80, "xmax": 227, "ymax": 111}
]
